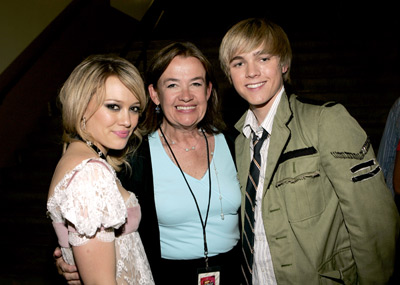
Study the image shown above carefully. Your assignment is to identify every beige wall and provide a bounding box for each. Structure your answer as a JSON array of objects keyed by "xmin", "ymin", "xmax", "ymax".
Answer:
[{"xmin": 0, "ymin": 0, "xmax": 72, "ymax": 74}]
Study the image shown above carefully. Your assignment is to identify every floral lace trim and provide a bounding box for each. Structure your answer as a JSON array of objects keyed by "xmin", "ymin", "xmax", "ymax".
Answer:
[{"xmin": 69, "ymin": 227, "xmax": 115, "ymax": 246}]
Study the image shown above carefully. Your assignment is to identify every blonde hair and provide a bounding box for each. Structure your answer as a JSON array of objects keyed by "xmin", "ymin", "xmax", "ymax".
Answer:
[
  {"xmin": 59, "ymin": 54, "xmax": 147, "ymax": 171},
  {"xmin": 219, "ymin": 18, "xmax": 292, "ymax": 83}
]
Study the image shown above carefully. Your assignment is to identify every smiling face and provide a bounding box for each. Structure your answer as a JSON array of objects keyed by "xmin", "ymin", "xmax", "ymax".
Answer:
[
  {"xmin": 148, "ymin": 56, "xmax": 212, "ymax": 131},
  {"xmin": 84, "ymin": 75, "xmax": 140, "ymax": 155},
  {"xmin": 229, "ymin": 47, "xmax": 288, "ymax": 123}
]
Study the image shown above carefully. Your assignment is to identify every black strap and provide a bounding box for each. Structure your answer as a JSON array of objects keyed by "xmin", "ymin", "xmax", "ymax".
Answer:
[{"xmin": 159, "ymin": 128, "xmax": 212, "ymax": 269}]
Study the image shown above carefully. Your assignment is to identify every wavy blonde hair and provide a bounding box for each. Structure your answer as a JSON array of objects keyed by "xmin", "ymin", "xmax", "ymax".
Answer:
[{"xmin": 59, "ymin": 54, "xmax": 147, "ymax": 171}]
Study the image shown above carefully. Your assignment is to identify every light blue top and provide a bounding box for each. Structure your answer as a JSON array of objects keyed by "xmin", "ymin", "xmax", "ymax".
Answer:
[
  {"xmin": 377, "ymin": 97, "xmax": 400, "ymax": 197},
  {"xmin": 149, "ymin": 131, "xmax": 241, "ymax": 259}
]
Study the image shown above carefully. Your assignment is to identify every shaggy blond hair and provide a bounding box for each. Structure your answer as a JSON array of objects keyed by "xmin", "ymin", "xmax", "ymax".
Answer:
[{"xmin": 219, "ymin": 18, "xmax": 292, "ymax": 83}]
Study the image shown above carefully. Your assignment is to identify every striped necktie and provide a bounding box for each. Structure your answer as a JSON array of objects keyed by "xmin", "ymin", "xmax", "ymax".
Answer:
[{"xmin": 242, "ymin": 129, "xmax": 268, "ymax": 284}]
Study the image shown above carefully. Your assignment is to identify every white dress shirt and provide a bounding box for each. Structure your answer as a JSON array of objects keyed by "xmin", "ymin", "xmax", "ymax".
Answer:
[{"xmin": 242, "ymin": 87, "xmax": 284, "ymax": 284}]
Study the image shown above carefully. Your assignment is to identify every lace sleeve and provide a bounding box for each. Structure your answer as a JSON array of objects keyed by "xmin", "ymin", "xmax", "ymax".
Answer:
[{"xmin": 58, "ymin": 159, "xmax": 127, "ymax": 238}]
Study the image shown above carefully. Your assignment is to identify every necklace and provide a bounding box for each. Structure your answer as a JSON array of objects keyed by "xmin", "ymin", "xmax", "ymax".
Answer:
[
  {"xmin": 85, "ymin": 141, "xmax": 106, "ymax": 160},
  {"xmin": 75, "ymin": 135, "xmax": 106, "ymax": 160},
  {"xmin": 159, "ymin": 127, "xmax": 212, "ymax": 269},
  {"xmin": 159, "ymin": 129, "xmax": 202, "ymax": 152},
  {"xmin": 212, "ymin": 159, "xmax": 225, "ymax": 220}
]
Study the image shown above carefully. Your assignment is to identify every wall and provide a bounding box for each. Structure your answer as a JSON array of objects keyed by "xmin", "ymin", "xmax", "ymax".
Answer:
[{"xmin": 0, "ymin": 0, "xmax": 72, "ymax": 74}]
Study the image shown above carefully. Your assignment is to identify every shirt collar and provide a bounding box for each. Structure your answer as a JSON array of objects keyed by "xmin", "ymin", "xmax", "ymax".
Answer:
[{"xmin": 243, "ymin": 87, "xmax": 284, "ymax": 139}]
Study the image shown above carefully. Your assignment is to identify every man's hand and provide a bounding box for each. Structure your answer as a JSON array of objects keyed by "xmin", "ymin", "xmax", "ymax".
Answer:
[{"xmin": 53, "ymin": 247, "xmax": 81, "ymax": 285}]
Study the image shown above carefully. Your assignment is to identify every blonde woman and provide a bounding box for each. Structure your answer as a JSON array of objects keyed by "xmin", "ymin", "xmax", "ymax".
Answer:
[{"xmin": 47, "ymin": 54, "xmax": 154, "ymax": 284}]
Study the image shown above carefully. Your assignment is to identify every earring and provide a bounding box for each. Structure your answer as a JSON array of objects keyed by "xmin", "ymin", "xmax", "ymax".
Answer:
[
  {"xmin": 155, "ymin": 105, "xmax": 161, "ymax": 114},
  {"xmin": 82, "ymin": 117, "xmax": 87, "ymax": 130}
]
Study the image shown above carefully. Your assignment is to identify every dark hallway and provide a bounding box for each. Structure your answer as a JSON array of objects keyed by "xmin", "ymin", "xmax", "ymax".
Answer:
[{"xmin": 0, "ymin": 0, "xmax": 399, "ymax": 283}]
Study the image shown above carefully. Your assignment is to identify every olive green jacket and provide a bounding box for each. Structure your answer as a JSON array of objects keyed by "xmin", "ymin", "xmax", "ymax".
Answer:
[{"xmin": 235, "ymin": 92, "xmax": 399, "ymax": 284}]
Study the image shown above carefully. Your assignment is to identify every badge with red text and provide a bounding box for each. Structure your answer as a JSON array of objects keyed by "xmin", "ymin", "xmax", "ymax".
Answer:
[{"xmin": 197, "ymin": 266, "xmax": 220, "ymax": 285}]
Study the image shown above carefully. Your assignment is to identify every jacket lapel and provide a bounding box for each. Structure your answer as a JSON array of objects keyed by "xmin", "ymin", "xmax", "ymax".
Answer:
[
  {"xmin": 234, "ymin": 111, "xmax": 251, "ymax": 189},
  {"xmin": 234, "ymin": 92, "xmax": 293, "ymax": 195},
  {"xmin": 263, "ymin": 92, "xmax": 292, "ymax": 193}
]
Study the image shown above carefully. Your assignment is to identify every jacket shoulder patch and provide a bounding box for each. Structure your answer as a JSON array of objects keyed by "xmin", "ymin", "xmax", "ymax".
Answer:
[{"xmin": 331, "ymin": 138, "xmax": 370, "ymax": 160}]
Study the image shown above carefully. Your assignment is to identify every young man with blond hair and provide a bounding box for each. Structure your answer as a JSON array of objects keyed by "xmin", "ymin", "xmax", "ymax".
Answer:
[{"xmin": 219, "ymin": 18, "xmax": 399, "ymax": 284}]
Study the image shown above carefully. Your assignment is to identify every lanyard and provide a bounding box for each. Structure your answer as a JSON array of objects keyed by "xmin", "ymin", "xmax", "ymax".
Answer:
[{"xmin": 159, "ymin": 127, "xmax": 212, "ymax": 269}]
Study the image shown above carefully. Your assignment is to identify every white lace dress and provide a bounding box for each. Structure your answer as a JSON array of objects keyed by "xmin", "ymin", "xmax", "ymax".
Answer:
[{"xmin": 47, "ymin": 158, "xmax": 154, "ymax": 284}]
